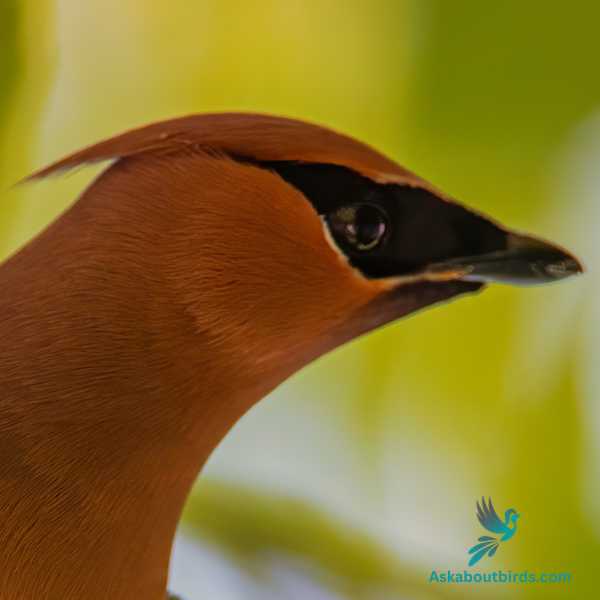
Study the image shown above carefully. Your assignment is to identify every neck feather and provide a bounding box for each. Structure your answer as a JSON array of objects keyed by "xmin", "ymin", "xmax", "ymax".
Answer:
[{"xmin": 0, "ymin": 179, "xmax": 277, "ymax": 599}]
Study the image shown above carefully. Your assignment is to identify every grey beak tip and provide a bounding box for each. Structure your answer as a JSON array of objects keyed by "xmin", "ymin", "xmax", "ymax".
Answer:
[
  {"xmin": 507, "ymin": 232, "xmax": 584, "ymax": 284},
  {"xmin": 425, "ymin": 232, "xmax": 584, "ymax": 287},
  {"xmin": 544, "ymin": 256, "xmax": 584, "ymax": 279}
]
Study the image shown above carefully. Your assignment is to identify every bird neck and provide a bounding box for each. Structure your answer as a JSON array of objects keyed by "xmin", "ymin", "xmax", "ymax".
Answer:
[
  {"xmin": 0, "ymin": 197, "xmax": 285, "ymax": 599},
  {"xmin": 0, "ymin": 323, "xmax": 265, "ymax": 600},
  {"xmin": 0, "ymin": 151, "xmax": 369, "ymax": 599}
]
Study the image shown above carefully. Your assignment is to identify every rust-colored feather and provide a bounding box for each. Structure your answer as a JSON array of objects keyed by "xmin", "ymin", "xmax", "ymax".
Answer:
[
  {"xmin": 1, "ymin": 142, "xmax": 393, "ymax": 599},
  {"xmin": 26, "ymin": 112, "xmax": 427, "ymax": 187}
]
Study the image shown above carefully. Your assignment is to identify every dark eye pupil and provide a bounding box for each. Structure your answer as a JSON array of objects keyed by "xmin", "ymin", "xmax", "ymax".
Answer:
[{"xmin": 329, "ymin": 204, "xmax": 388, "ymax": 251}]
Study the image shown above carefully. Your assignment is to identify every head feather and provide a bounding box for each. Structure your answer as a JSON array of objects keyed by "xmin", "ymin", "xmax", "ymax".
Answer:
[{"xmin": 24, "ymin": 112, "xmax": 429, "ymax": 188}]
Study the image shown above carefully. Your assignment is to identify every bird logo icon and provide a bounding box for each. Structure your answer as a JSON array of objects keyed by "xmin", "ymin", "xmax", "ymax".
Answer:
[{"xmin": 467, "ymin": 497, "xmax": 520, "ymax": 566}]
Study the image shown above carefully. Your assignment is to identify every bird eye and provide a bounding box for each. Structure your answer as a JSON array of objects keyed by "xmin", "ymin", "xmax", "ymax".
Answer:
[{"xmin": 328, "ymin": 204, "xmax": 388, "ymax": 251}]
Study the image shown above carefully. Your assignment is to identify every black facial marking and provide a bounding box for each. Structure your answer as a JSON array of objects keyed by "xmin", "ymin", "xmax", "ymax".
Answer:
[{"xmin": 265, "ymin": 162, "xmax": 507, "ymax": 279}]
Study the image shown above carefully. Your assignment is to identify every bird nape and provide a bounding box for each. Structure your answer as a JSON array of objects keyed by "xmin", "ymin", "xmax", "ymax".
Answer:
[{"xmin": 0, "ymin": 113, "xmax": 582, "ymax": 599}]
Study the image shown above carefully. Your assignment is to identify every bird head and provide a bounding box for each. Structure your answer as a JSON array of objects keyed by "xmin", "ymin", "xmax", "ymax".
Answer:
[
  {"xmin": 28, "ymin": 113, "xmax": 582, "ymax": 390},
  {"xmin": 10, "ymin": 113, "xmax": 578, "ymax": 600}
]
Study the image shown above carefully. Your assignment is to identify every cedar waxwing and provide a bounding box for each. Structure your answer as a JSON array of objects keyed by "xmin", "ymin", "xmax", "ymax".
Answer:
[{"xmin": 0, "ymin": 113, "xmax": 581, "ymax": 600}]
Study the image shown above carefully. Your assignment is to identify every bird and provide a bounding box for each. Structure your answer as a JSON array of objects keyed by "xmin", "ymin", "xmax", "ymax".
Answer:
[
  {"xmin": 468, "ymin": 497, "xmax": 520, "ymax": 566},
  {"xmin": 0, "ymin": 112, "xmax": 581, "ymax": 599}
]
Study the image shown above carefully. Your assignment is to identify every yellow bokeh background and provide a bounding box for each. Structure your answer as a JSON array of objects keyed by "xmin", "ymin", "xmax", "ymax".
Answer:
[{"xmin": 1, "ymin": 2, "xmax": 598, "ymax": 598}]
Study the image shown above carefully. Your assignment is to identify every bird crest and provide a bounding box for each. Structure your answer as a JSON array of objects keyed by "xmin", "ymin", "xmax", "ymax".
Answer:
[{"xmin": 467, "ymin": 497, "xmax": 520, "ymax": 566}]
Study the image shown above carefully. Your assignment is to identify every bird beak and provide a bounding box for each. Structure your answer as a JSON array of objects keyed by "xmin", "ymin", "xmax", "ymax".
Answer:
[{"xmin": 421, "ymin": 231, "xmax": 583, "ymax": 286}]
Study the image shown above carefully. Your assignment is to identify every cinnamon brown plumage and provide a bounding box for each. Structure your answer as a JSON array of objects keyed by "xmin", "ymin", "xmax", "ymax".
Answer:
[{"xmin": 0, "ymin": 113, "xmax": 580, "ymax": 599}]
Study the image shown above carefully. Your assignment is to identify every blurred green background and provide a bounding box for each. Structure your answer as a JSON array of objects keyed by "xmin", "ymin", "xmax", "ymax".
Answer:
[{"xmin": 1, "ymin": 2, "xmax": 598, "ymax": 598}]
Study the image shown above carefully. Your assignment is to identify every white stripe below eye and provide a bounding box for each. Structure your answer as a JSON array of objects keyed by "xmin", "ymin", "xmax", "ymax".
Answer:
[{"xmin": 320, "ymin": 216, "xmax": 353, "ymax": 264}]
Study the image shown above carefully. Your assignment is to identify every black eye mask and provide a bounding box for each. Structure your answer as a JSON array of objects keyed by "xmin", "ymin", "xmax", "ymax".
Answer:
[{"xmin": 264, "ymin": 161, "xmax": 507, "ymax": 279}]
